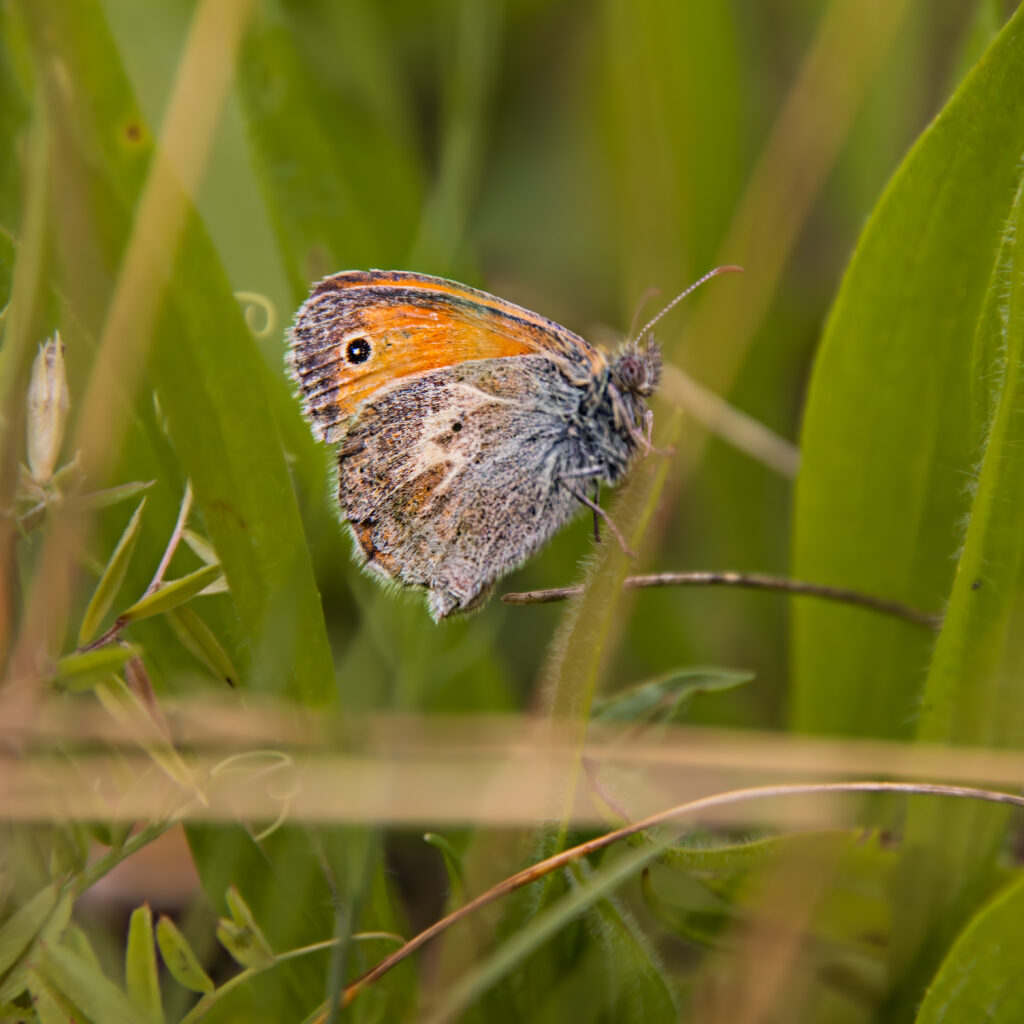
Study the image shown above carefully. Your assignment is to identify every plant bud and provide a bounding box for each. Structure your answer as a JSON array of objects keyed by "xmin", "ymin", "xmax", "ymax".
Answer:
[{"xmin": 26, "ymin": 332, "xmax": 70, "ymax": 483}]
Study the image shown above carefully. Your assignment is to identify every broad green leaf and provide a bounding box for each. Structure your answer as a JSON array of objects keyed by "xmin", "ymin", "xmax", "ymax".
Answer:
[
  {"xmin": 117, "ymin": 563, "xmax": 222, "ymax": 626},
  {"xmin": 914, "ymin": 873, "xmax": 1024, "ymax": 1024},
  {"xmin": 155, "ymin": 916, "xmax": 213, "ymax": 995},
  {"xmin": 592, "ymin": 667, "xmax": 754, "ymax": 724},
  {"xmin": 125, "ymin": 905, "xmax": 163, "ymax": 1024},
  {"xmin": 582, "ymin": 893, "xmax": 676, "ymax": 1020},
  {"xmin": 37, "ymin": 943, "xmax": 142, "ymax": 1024},
  {"xmin": 0, "ymin": 884, "xmax": 57, "ymax": 979},
  {"xmin": 238, "ymin": 0, "xmax": 422, "ymax": 296},
  {"xmin": 791, "ymin": 3, "xmax": 1024, "ymax": 738},
  {"xmin": 166, "ymin": 608, "xmax": 238, "ymax": 687},
  {"xmin": 895, "ymin": 135, "xmax": 1024, "ymax": 978},
  {"xmin": 77, "ymin": 497, "xmax": 146, "ymax": 646}
]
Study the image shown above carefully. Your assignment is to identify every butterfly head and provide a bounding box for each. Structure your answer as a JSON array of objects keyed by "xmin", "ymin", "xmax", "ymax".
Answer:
[{"xmin": 611, "ymin": 338, "xmax": 661, "ymax": 398}]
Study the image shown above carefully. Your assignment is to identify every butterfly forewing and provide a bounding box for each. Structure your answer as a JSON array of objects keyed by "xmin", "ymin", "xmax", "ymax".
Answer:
[{"xmin": 287, "ymin": 270, "xmax": 603, "ymax": 442}]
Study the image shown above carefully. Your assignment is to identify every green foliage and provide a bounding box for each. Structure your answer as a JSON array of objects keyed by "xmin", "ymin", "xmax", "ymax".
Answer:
[
  {"xmin": 2, "ymin": 0, "xmax": 1024, "ymax": 1021},
  {"xmin": 914, "ymin": 872, "xmax": 1024, "ymax": 1024}
]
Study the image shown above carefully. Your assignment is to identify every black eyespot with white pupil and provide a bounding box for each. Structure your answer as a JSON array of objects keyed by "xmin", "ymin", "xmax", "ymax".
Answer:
[{"xmin": 346, "ymin": 337, "xmax": 371, "ymax": 364}]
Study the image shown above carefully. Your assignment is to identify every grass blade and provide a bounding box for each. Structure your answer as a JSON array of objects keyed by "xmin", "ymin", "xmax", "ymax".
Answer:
[
  {"xmin": 77, "ymin": 497, "xmax": 145, "ymax": 646},
  {"xmin": 117, "ymin": 563, "xmax": 222, "ymax": 626}
]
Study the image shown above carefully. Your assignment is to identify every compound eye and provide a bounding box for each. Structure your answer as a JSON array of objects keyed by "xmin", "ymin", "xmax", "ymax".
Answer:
[
  {"xmin": 345, "ymin": 337, "xmax": 372, "ymax": 364},
  {"xmin": 619, "ymin": 356, "xmax": 643, "ymax": 389}
]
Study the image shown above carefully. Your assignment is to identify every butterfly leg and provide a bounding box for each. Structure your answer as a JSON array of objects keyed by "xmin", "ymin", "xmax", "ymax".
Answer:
[{"xmin": 559, "ymin": 477, "xmax": 636, "ymax": 558}]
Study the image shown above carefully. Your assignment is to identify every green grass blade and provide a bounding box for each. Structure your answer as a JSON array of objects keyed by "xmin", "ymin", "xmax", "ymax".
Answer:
[
  {"xmin": 791, "ymin": 3, "xmax": 1024, "ymax": 738},
  {"xmin": 117, "ymin": 563, "xmax": 222, "ymax": 626},
  {"xmin": 165, "ymin": 607, "xmax": 239, "ymax": 687},
  {"xmin": 77, "ymin": 497, "xmax": 146, "ymax": 645},
  {"xmin": 54, "ymin": 643, "xmax": 140, "ymax": 688}
]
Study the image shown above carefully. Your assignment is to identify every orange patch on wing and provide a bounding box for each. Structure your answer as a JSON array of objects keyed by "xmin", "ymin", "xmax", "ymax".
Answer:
[
  {"xmin": 332, "ymin": 302, "xmax": 537, "ymax": 418},
  {"xmin": 350, "ymin": 519, "xmax": 398, "ymax": 575}
]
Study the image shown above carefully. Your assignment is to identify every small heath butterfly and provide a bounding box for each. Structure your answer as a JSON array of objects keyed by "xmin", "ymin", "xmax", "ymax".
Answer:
[{"xmin": 287, "ymin": 269, "xmax": 736, "ymax": 620}]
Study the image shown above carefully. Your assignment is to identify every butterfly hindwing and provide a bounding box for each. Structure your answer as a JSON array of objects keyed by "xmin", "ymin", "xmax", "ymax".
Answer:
[{"xmin": 337, "ymin": 357, "xmax": 585, "ymax": 619}]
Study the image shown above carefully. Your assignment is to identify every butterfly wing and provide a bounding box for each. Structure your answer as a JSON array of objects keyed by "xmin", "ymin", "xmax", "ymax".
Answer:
[
  {"xmin": 336, "ymin": 356, "xmax": 586, "ymax": 620},
  {"xmin": 287, "ymin": 270, "xmax": 605, "ymax": 442}
]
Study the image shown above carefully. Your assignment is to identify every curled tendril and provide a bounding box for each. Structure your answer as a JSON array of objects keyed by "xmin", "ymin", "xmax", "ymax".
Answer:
[
  {"xmin": 208, "ymin": 749, "xmax": 297, "ymax": 842},
  {"xmin": 234, "ymin": 291, "xmax": 278, "ymax": 338}
]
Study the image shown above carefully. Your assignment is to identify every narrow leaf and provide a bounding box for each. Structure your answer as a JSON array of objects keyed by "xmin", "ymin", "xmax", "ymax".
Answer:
[
  {"xmin": 224, "ymin": 887, "xmax": 272, "ymax": 957},
  {"xmin": 77, "ymin": 497, "xmax": 146, "ymax": 645},
  {"xmin": 63, "ymin": 926, "xmax": 101, "ymax": 973},
  {"xmin": 37, "ymin": 943, "xmax": 143, "ymax": 1024},
  {"xmin": 155, "ymin": 916, "xmax": 213, "ymax": 995},
  {"xmin": 181, "ymin": 529, "xmax": 217, "ymax": 565},
  {"xmin": 166, "ymin": 608, "xmax": 238, "ymax": 687},
  {"xmin": 125, "ymin": 905, "xmax": 162, "ymax": 1023},
  {"xmin": 593, "ymin": 668, "xmax": 754, "ymax": 724},
  {"xmin": 215, "ymin": 919, "xmax": 273, "ymax": 971},
  {"xmin": 54, "ymin": 643, "xmax": 140, "ymax": 689},
  {"xmin": 423, "ymin": 833, "xmax": 465, "ymax": 891},
  {"xmin": 117, "ymin": 563, "xmax": 222, "ymax": 626},
  {"xmin": 0, "ymin": 887, "xmax": 73, "ymax": 1003},
  {"xmin": 215, "ymin": 886, "xmax": 274, "ymax": 969},
  {"xmin": 0, "ymin": 884, "xmax": 58, "ymax": 979},
  {"xmin": 74, "ymin": 480, "xmax": 154, "ymax": 512},
  {"xmin": 26, "ymin": 968, "xmax": 76, "ymax": 1024}
]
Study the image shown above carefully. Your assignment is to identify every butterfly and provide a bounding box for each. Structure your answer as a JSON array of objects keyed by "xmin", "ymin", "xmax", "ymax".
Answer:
[{"xmin": 287, "ymin": 268, "xmax": 734, "ymax": 621}]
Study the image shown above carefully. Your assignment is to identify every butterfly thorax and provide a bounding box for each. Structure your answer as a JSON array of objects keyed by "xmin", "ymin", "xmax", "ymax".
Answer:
[{"xmin": 559, "ymin": 338, "xmax": 661, "ymax": 487}]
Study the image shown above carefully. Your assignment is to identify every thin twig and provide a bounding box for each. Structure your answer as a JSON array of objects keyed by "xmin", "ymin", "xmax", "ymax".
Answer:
[
  {"xmin": 332, "ymin": 780, "xmax": 1024, "ymax": 1014},
  {"xmin": 147, "ymin": 482, "xmax": 192, "ymax": 596},
  {"xmin": 502, "ymin": 570, "xmax": 941, "ymax": 629}
]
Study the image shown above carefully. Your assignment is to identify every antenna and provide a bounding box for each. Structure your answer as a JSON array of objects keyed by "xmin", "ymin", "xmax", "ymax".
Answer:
[{"xmin": 634, "ymin": 264, "xmax": 744, "ymax": 340}]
